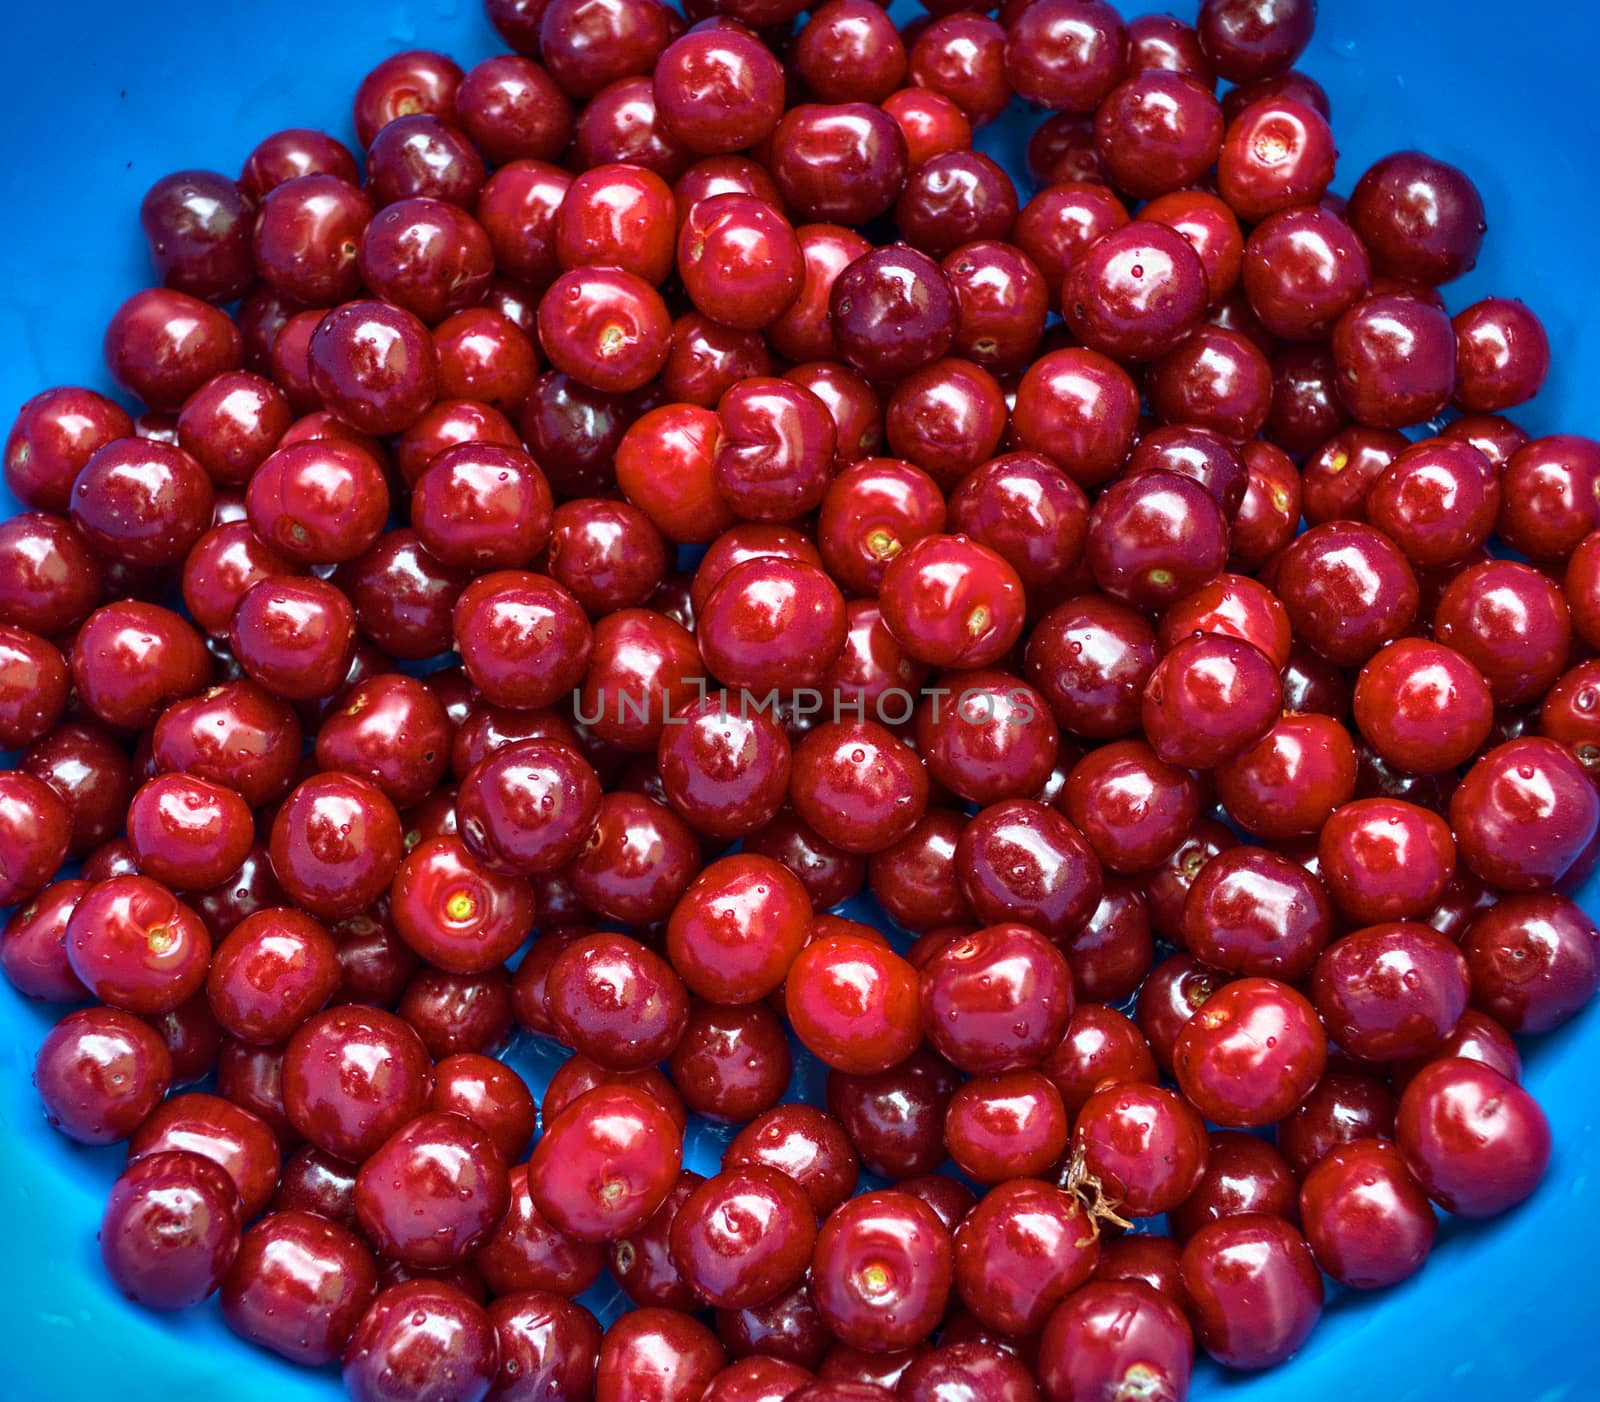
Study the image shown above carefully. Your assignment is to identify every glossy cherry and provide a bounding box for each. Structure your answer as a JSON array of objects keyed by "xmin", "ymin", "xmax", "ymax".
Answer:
[{"xmin": 100, "ymin": 1151, "xmax": 242, "ymax": 1311}]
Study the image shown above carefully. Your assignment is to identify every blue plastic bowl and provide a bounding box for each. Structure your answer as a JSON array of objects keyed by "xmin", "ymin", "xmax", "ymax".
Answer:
[{"xmin": 4, "ymin": 1, "xmax": 1600, "ymax": 1398}]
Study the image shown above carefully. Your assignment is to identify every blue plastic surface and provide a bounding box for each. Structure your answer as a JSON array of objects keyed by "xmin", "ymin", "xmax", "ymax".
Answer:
[{"xmin": 3, "ymin": 1, "xmax": 1600, "ymax": 1398}]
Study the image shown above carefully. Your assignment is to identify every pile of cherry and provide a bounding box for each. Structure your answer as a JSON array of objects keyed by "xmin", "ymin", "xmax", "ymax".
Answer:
[{"xmin": 3, "ymin": 0, "xmax": 1598, "ymax": 1397}]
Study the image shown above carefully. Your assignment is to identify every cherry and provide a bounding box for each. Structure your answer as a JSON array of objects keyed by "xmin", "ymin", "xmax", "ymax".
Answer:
[
  {"xmin": 1275, "ymin": 1069, "xmax": 1397, "ymax": 1176},
  {"xmin": 1347, "ymin": 149, "xmax": 1486, "ymax": 286},
  {"xmin": 537, "ymin": 266, "xmax": 671, "ymax": 394},
  {"xmin": 283, "ymin": 1006, "xmax": 433, "ymax": 1163},
  {"xmin": 1004, "ymin": 0, "xmax": 1125, "ymax": 111},
  {"xmin": 896, "ymin": 152, "xmax": 1018, "ymax": 261},
  {"xmin": 811, "ymin": 1190, "xmax": 952, "ymax": 1352},
  {"xmin": 796, "ymin": 0, "xmax": 904, "ymax": 103},
  {"xmin": 399, "ymin": 965, "xmax": 515, "ymax": 1059},
  {"xmin": 70, "ymin": 437, "xmax": 214, "ymax": 570},
  {"xmin": 1397, "ymin": 1058, "xmax": 1551, "ymax": 1218},
  {"xmin": 908, "ymin": 13, "xmax": 1007, "ymax": 126},
  {"xmin": 1332, "ymin": 294, "xmax": 1458, "ymax": 430},
  {"xmin": 1276, "ymin": 520, "xmax": 1419, "ymax": 667},
  {"xmin": 489, "ymin": 1293, "xmax": 602, "ymax": 1402},
  {"xmin": 668, "ymin": 1164, "xmax": 816, "ymax": 1309},
  {"xmin": 884, "ymin": 359, "xmax": 1009, "ymax": 489},
  {"xmin": 789, "ymin": 719, "xmax": 928, "ymax": 856},
  {"xmin": 666, "ymin": 853, "xmax": 810, "ymax": 1005},
  {"xmin": 1180, "ymin": 1214, "xmax": 1323, "ymax": 1369},
  {"xmin": 1036, "ymin": 1281, "xmax": 1193, "ymax": 1402},
  {"xmin": 65, "ymin": 874, "xmax": 210, "ymax": 1016},
  {"xmin": 1243, "ymin": 205, "xmax": 1369, "ymax": 341},
  {"xmin": 452, "ymin": 569, "xmax": 592, "ymax": 710},
  {"xmin": 1, "ymin": 879, "xmax": 91, "ymax": 1003},
  {"xmin": 867, "ymin": 811, "xmax": 971, "ymax": 934},
  {"xmin": 354, "ymin": 1112, "xmax": 510, "ymax": 1269},
  {"xmin": 672, "ymin": 154, "xmax": 784, "ymax": 226},
  {"xmin": 1352, "ymin": 637, "xmax": 1494, "ymax": 774},
  {"xmin": 100, "ymin": 1151, "xmax": 242, "ymax": 1311},
  {"xmin": 221, "ymin": 1210, "xmax": 377, "ymax": 1366},
  {"xmin": 1451, "ymin": 737, "xmax": 1600, "ymax": 891},
  {"xmin": 916, "ymin": 671, "xmax": 1059, "ymax": 806},
  {"xmin": 342, "ymin": 1281, "xmax": 497, "ymax": 1402},
  {"xmin": 825, "ymin": 1045, "xmax": 960, "ymax": 1181},
  {"xmin": 456, "ymin": 54, "xmax": 574, "ymax": 164},
  {"xmin": 662, "ymin": 313, "xmax": 774, "ymax": 412},
  {"xmin": 527, "ymin": 1084, "xmax": 683, "ymax": 1241},
  {"xmin": 816, "ymin": 458, "xmax": 944, "ymax": 598},
  {"xmin": 1075, "ymin": 1082, "xmax": 1208, "ymax": 1216},
  {"xmin": 1198, "ymin": 0, "xmax": 1314, "ymax": 81},
  {"xmin": 34, "ymin": 1005, "xmax": 172, "ymax": 1145},
  {"xmin": 456, "ymin": 738, "xmax": 600, "ymax": 877},
  {"xmin": 314, "ymin": 673, "xmax": 451, "ymax": 811},
  {"xmin": 207, "ymin": 908, "xmax": 340, "ymax": 1046},
  {"xmin": 545, "ymin": 498, "xmax": 668, "ymax": 617},
  {"xmin": 786, "ymin": 932, "xmax": 920, "ymax": 1076},
  {"xmin": 1174, "ymin": 976, "xmax": 1326, "ymax": 1127},
  {"xmin": 918, "ymin": 922, "xmax": 1072, "ymax": 1075},
  {"xmin": 477, "ymin": 1162, "xmax": 604, "ymax": 1298},
  {"xmin": 1064, "ymin": 223, "xmax": 1208, "ymax": 364},
  {"xmin": 1435, "ymin": 559, "xmax": 1571, "ymax": 708},
  {"xmin": 1142, "ymin": 192, "xmax": 1247, "ymax": 308},
  {"xmin": 956, "ymin": 798, "xmax": 1104, "ymax": 942},
  {"xmin": 715, "ymin": 377, "xmax": 834, "ymax": 521},
  {"xmin": 270, "ymin": 773, "xmax": 403, "ymax": 919},
  {"xmin": 1095, "ymin": 71, "xmax": 1224, "ymax": 199},
  {"xmin": 1128, "ymin": 11, "xmax": 1213, "ymax": 80},
  {"xmin": 1012, "ymin": 347, "xmax": 1140, "ymax": 489},
  {"xmin": 944, "ymin": 1069, "xmax": 1069, "ymax": 1183},
  {"xmin": 103, "ymin": 287, "xmax": 243, "ymax": 412},
  {"xmin": 1218, "ymin": 98, "xmax": 1336, "ymax": 222},
  {"xmin": 1181, "ymin": 845, "xmax": 1332, "ymax": 982},
  {"xmin": 946, "ymin": 454, "xmax": 1088, "ymax": 593},
  {"xmin": 604, "ymin": 1167, "xmax": 703, "ymax": 1310},
  {"xmin": 546, "ymin": 930, "xmax": 688, "ymax": 1070},
  {"xmin": 880, "ymin": 534, "xmax": 1024, "ymax": 670},
  {"xmin": 1142, "ymin": 634, "xmax": 1282, "ymax": 770},
  {"xmin": 1232, "ymin": 439, "xmax": 1303, "ymax": 566},
  {"xmin": 15, "ymin": 728, "xmax": 133, "ymax": 864},
  {"xmin": 142, "ymin": 992, "xmax": 225, "ymax": 1088},
  {"xmin": 229, "ymin": 576, "xmax": 357, "ymax": 702},
  {"xmin": 1463, "ymin": 894, "xmax": 1600, "ymax": 1034},
  {"xmin": 434, "ymin": 307, "xmax": 538, "ymax": 409},
  {"xmin": 1024, "ymin": 595, "xmax": 1157, "ymax": 742},
  {"xmin": 273, "ymin": 1158, "xmax": 361, "ymax": 1229},
  {"xmin": 1453, "ymin": 297, "xmax": 1550, "ymax": 411},
  {"xmin": 652, "ymin": 25, "xmax": 784, "ymax": 152},
  {"xmin": 307, "ymin": 300, "xmax": 438, "ymax": 436},
  {"xmin": 1170, "ymin": 1130, "xmax": 1300, "ymax": 1243},
  {"xmin": 951, "ymin": 1178, "xmax": 1095, "ymax": 1339},
  {"xmin": 678, "ymin": 201, "xmax": 803, "ymax": 340},
  {"xmin": 352, "ymin": 49, "xmax": 463, "ymax": 145},
  {"xmin": 6, "ymin": 386, "xmax": 134, "ymax": 512},
  {"xmin": 724, "ymin": 1104, "xmax": 860, "ymax": 1220},
  {"xmin": 1088, "ymin": 469, "xmax": 1229, "ymax": 610},
  {"xmin": 1312, "ymin": 922, "xmax": 1470, "ymax": 1062},
  {"xmin": 1042, "ymin": 1003, "xmax": 1158, "ymax": 1114},
  {"xmin": 1299, "ymin": 1139, "xmax": 1436, "ymax": 1290},
  {"xmin": 596, "ymin": 1306, "xmax": 726, "ymax": 1402},
  {"xmin": 656, "ymin": 691, "xmax": 791, "ymax": 842},
  {"xmin": 704, "ymin": 1356, "xmax": 818, "ymax": 1402},
  {"xmin": 1499, "ymin": 432, "xmax": 1600, "ymax": 560},
  {"xmin": 568, "ymin": 791, "xmax": 701, "ymax": 925},
  {"xmin": 715, "ymin": 1277, "xmax": 832, "ymax": 1370},
  {"xmin": 124, "ymin": 773, "xmax": 253, "ymax": 892}
]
